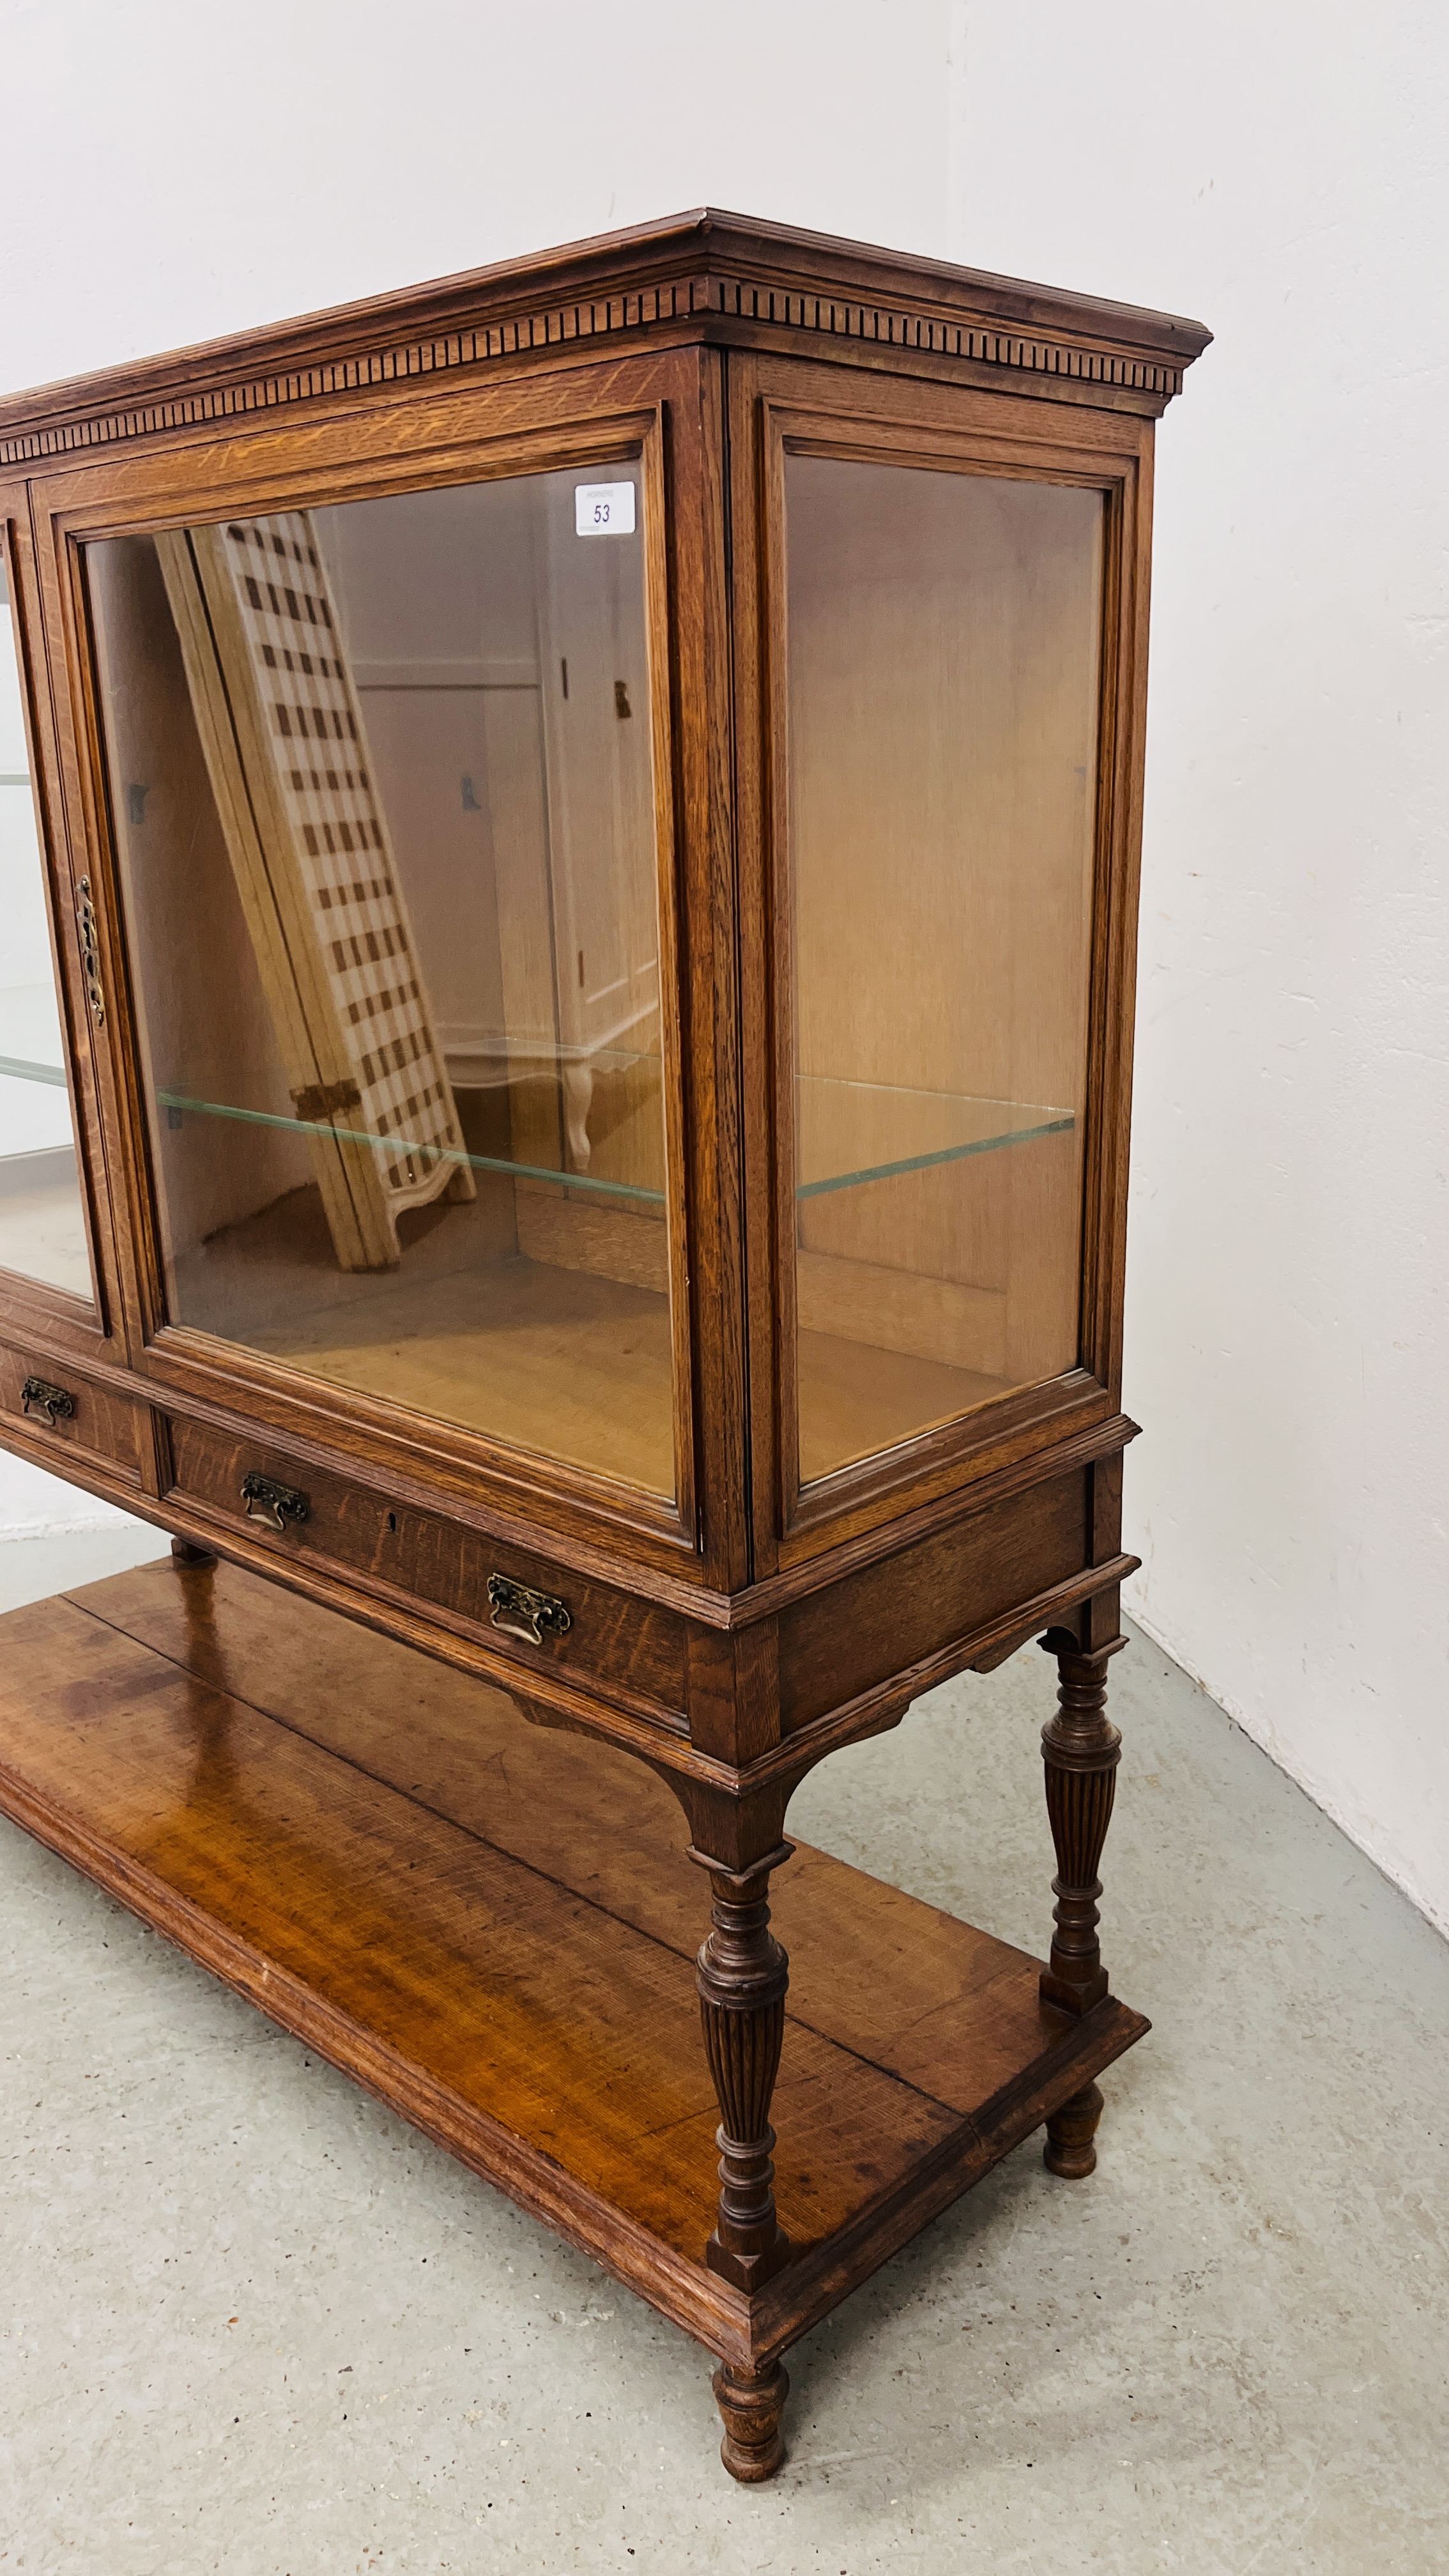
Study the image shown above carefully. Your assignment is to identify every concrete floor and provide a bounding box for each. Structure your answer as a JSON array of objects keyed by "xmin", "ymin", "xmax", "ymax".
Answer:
[{"xmin": 0, "ymin": 1526, "xmax": 1446, "ymax": 2575}]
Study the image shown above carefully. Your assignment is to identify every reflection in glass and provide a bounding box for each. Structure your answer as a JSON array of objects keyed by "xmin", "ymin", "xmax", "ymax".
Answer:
[
  {"xmin": 88, "ymin": 466, "xmax": 674, "ymax": 1493},
  {"xmin": 785, "ymin": 456, "xmax": 1103, "ymax": 1483},
  {"xmin": 0, "ymin": 558, "xmax": 91, "ymax": 1299}
]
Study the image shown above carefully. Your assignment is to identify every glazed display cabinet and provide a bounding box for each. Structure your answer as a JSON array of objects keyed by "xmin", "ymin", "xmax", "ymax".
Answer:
[{"xmin": 0, "ymin": 213, "xmax": 1207, "ymax": 2480}]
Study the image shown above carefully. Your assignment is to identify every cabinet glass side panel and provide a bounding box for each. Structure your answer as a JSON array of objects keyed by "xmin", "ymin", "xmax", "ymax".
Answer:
[
  {"xmin": 0, "ymin": 560, "xmax": 91, "ymax": 1301},
  {"xmin": 784, "ymin": 456, "xmax": 1103, "ymax": 1483},
  {"xmin": 86, "ymin": 468, "xmax": 676, "ymax": 1495}
]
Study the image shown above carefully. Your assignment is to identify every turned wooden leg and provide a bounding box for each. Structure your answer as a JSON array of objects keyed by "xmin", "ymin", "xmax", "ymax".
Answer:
[
  {"xmin": 691, "ymin": 1839, "xmax": 793, "ymax": 2295},
  {"xmin": 1044, "ymin": 2080, "xmax": 1104, "ymax": 2179},
  {"xmin": 171, "ymin": 1535, "xmax": 216, "ymax": 1568},
  {"xmin": 1038, "ymin": 1627, "xmax": 1124, "ymax": 2016},
  {"xmin": 712, "ymin": 2356, "xmax": 789, "ymax": 2483}
]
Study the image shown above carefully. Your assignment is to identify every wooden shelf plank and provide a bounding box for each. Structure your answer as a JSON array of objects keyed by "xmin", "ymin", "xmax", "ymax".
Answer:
[{"xmin": 0, "ymin": 1558, "xmax": 1147, "ymax": 2364}]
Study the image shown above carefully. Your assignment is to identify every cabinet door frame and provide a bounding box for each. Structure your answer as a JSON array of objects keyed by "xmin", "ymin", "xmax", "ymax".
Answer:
[
  {"xmin": 26, "ymin": 344, "xmax": 743, "ymax": 1588},
  {"xmin": 728, "ymin": 350, "xmax": 1154, "ymax": 1574},
  {"xmin": 0, "ymin": 493, "xmax": 135, "ymax": 1369}
]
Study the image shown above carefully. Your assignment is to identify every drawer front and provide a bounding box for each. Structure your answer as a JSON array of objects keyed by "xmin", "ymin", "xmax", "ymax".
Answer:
[
  {"xmin": 0, "ymin": 1340, "xmax": 146, "ymax": 1483},
  {"xmin": 778, "ymin": 1468, "xmax": 1090, "ymax": 1734},
  {"xmin": 165, "ymin": 1415, "xmax": 688, "ymax": 1724}
]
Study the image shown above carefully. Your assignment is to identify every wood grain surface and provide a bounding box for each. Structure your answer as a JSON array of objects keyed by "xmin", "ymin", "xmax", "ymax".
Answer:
[
  {"xmin": 0, "ymin": 1554, "xmax": 1147, "ymax": 2364},
  {"xmin": 0, "ymin": 213, "xmax": 1195, "ymax": 2474}
]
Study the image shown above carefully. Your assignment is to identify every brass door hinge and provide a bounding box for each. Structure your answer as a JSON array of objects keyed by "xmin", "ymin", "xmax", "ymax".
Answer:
[{"xmin": 77, "ymin": 877, "xmax": 104, "ymax": 1025}]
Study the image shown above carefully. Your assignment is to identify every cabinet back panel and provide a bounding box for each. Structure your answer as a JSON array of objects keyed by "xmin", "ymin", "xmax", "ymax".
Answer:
[{"xmin": 783, "ymin": 457, "xmax": 1101, "ymax": 1478}]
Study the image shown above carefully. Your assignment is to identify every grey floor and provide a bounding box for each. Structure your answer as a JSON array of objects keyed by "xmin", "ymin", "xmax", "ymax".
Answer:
[{"xmin": 0, "ymin": 1526, "xmax": 1446, "ymax": 2574}]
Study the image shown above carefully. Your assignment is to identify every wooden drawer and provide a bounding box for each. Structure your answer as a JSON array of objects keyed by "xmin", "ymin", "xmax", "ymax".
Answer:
[
  {"xmin": 778, "ymin": 1468, "xmax": 1089, "ymax": 1735},
  {"xmin": 0, "ymin": 1341, "xmax": 146, "ymax": 1485},
  {"xmin": 165, "ymin": 1414, "xmax": 689, "ymax": 1728}
]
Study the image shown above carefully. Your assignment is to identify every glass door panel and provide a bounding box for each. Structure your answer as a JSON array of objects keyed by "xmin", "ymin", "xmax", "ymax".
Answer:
[
  {"xmin": 86, "ymin": 464, "xmax": 676, "ymax": 1494},
  {"xmin": 784, "ymin": 455, "xmax": 1103, "ymax": 1483},
  {"xmin": 0, "ymin": 557, "xmax": 91, "ymax": 1300}
]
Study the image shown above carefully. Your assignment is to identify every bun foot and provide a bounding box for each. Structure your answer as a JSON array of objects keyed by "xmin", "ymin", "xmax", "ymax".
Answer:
[
  {"xmin": 1044, "ymin": 2079, "xmax": 1104, "ymax": 2179},
  {"xmin": 712, "ymin": 2357, "xmax": 788, "ymax": 2482}
]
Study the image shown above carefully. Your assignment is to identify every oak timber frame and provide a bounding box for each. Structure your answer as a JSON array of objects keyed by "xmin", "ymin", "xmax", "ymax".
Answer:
[{"xmin": 0, "ymin": 211, "xmax": 1208, "ymax": 2481}]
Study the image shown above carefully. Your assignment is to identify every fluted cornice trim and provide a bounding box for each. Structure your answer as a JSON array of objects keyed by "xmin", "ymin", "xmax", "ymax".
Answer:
[{"xmin": 0, "ymin": 210, "xmax": 1211, "ymax": 468}]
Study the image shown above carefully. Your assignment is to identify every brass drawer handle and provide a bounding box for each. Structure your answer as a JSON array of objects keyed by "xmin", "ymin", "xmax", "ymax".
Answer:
[
  {"xmin": 240, "ymin": 1471, "xmax": 309, "ymax": 1535},
  {"xmin": 21, "ymin": 1376, "xmax": 76, "ymax": 1428},
  {"xmin": 487, "ymin": 1573, "xmax": 572, "ymax": 1648}
]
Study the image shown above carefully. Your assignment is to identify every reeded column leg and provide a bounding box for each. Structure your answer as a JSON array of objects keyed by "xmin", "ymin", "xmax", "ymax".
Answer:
[
  {"xmin": 1038, "ymin": 1629, "xmax": 1123, "ymax": 2179},
  {"xmin": 1038, "ymin": 1628, "xmax": 1124, "ymax": 2017},
  {"xmin": 691, "ymin": 1839, "xmax": 793, "ymax": 2299}
]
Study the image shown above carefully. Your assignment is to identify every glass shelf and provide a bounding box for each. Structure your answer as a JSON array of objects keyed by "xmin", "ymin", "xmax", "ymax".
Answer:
[
  {"xmin": 148, "ymin": 1085, "xmax": 668, "ymax": 1208},
  {"xmin": 795, "ymin": 1075, "xmax": 1073, "ymax": 1200},
  {"xmin": 0, "ymin": 1053, "xmax": 69, "ymax": 1092},
  {"xmin": 0, "ymin": 1059, "xmax": 1071, "ymax": 1208}
]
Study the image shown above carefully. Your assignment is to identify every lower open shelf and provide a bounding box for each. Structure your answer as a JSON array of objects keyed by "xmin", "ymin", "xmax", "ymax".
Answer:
[{"xmin": 0, "ymin": 1552, "xmax": 1146, "ymax": 2371}]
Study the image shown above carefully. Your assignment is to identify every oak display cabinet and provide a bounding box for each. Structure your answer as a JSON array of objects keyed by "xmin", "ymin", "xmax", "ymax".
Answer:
[{"xmin": 0, "ymin": 213, "xmax": 1207, "ymax": 2481}]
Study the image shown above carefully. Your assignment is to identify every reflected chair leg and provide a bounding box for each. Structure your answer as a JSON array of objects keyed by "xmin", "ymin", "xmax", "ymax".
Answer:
[
  {"xmin": 691, "ymin": 1839, "xmax": 793, "ymax": 2298},
  {"xmin": 712, "ymin": 2357, "xmax": 790, "ymax": 2483},
  {"xmin": 1039, "ymin": 1626, "xmax": 1123, "ymax": 2016},
  {"xmin": 562, "ymin": 1060, "xmax": 595, "ymax": 1171}
]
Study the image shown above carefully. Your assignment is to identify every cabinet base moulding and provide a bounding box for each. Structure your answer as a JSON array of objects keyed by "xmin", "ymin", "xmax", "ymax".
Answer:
[{"xmin": 0, "ymin": 1554, "xmax": 1147, "ymax": 2457}]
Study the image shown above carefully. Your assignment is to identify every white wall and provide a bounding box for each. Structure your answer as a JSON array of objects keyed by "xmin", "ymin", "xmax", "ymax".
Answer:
[
  {"xmin": 0, "ymin": 1, "xmax": 950, "ymax": 396},
  {"xmin": 3, "ymin": 3, "xmax": 1446, "ymax": 1935},
  {"xmin": 955, "ymin": 2, "xmax": 1449, "ymax": 1932}
]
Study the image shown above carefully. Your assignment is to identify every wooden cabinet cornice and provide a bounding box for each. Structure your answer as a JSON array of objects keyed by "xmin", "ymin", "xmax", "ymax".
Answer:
[
  {"xmin": 0, "ymin": 210, "xmax": 1208, "ymax": 2481},
  {"xmin": 0, "ymin": 208, "xmax": 1208, "ymax": 467}
]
